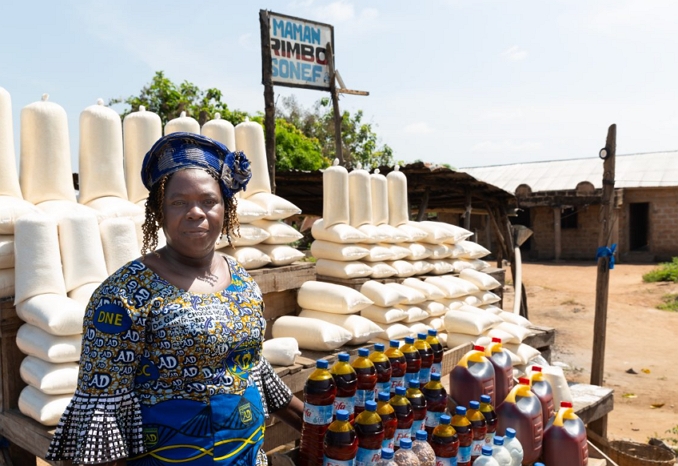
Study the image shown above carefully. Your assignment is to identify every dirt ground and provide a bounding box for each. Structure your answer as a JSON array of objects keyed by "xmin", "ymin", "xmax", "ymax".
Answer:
[{"xmin": 502, "ymin": 261, "xmax": 678, "ymax": 447}]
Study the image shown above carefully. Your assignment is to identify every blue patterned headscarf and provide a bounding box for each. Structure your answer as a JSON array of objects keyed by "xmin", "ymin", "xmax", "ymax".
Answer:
[{"xmin": 141, "ymin": 132, "xmax": 251, "ymax": 198}]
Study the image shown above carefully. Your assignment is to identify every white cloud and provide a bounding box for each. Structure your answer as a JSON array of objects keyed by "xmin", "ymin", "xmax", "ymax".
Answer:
[
  {"xmin": 313, "ymin": 1, "xmax": 356, "ymax": 22},
  {"xmin": 471, "ymin": 140, "xmax": 542, "ymax": 153},
  {"xmin": 501, "ymin": 45, "xmax": 528, "ymax": 61},
  {"xmin": 476, "ymin": 107, "xmax": 524, "ymax": 122},
  {"xmin": 404, "ymin": 122, "xmax": 435, "ymax": 134},
  {"xmin": 360, "ymin": 7, "xmax": 379, "ymax": 21},
  {"xmin": 238, "ymin": 33, "xmax": 254, "ymax": 50}
]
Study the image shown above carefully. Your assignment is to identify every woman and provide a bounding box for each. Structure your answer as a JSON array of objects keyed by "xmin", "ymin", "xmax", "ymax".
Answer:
[{"xmin": 47, "ymin": 133, "xmax": 303, "ymax": 465}]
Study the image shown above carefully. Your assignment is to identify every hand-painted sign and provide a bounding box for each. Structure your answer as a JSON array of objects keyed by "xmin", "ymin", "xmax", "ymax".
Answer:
[{"xmin": 264, "ymin": 11, "xmax": 334, "ymax": 91}]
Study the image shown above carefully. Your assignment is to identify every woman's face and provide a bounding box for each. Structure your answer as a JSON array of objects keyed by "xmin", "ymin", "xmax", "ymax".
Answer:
[{"xmin": 162, "ymin": 168, "xmax": 225, "ymax": 258}]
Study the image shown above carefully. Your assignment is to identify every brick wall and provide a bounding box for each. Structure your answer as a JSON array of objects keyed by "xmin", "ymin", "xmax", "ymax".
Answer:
[{"xmin": 527, "ymin": 205, "xmax": 600, "ymax": 260}]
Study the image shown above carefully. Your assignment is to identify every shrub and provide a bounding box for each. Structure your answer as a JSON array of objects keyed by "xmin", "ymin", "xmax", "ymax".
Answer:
[{"xmin": 642, "ymin": 257, "xmax": 678, "ymax": 282}]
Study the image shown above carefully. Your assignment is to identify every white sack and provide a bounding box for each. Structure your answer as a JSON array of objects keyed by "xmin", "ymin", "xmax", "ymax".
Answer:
[
  {"xmin": 397, "ymin": 223, "xmax": 427, "ymax": 242},
  {"xmin": 0, "ymin": 235, "xmax": 14, "ymax": 269},
  {"xmin": 311, "ymin": 240, "xmax": 369, "ymax": 262},
  {"xmin": 59, "ymin": 213, "xmax": 108, "ymax": 292},
  {"xmin": 356, "ymin": 224, "xmax": 389, "ymax": 244},
  {"xmin": 443, "ymin": 309, "xmax": 498, "ymax": 336},
  {"xmin": 459, "ymin": 269, "xmax": 501, "ymax": 291},
  {"xmin": 494, "ymin": 322, "xmax": 535, "ymax": 343},
  {"xmin": 473, "ymin": 291, "xmax": 501, "ymax": 305},
  {"xmin": 424, "ymin": 277, "xmax": 470, "ymax": 298},
  {"xmin": 0, "ymin": 88, "xmax": 22, "ymax": 198},
  {"xmin": 402, "ymin": 243, "xmax": 431, "ymax": 261},
  {"xmin": 375, "ymin": 224, "xmax": 409, "ymax": 244},
  {"xmin": 18, "ymin": 385, "xmax": 72, "ymax": 426},
  {"xmin": 413, "ymin": 221, "xmax": 457, "ymax": 244},
  {"xmin": 235, "ymin": 120, "xmax": 271, "ymax": 196},
  {"xmin": 312, "ymin": 219, "xmax": 368, "ymax": 244},
  {"xmin": 272, "ymin": 316, "xmax": 352, "ymax": 351},
  {"xmin": 385, "ymin": 260, "xmax": 417, "ymax": 278},
  {"xmin": 406, "ymin": 322, "xmax": 432, "ymax": 336},
  {"xmin": 85, "ymin": 196, "xmax": 144, "ymax": 222},
  {"xmin": 440, "ymin": 275, "xmax": 481, "ymax": 294},
  {"xmin": 316, "ymin": 259, "xmax": 372, "ymax": 279},
  {"xmin": 388, "ymin": 244, "xmax": 412, "ymax": 261},
  {"xmin": 20, "ymin": 356, "xmax": 78, "ymax": 395},
  {"xmin": 236, "ymin": 197, "xmax": 269, "ymax": 223},
  {"xmin": 0, "ymin": 268, "xmax": 14, "ymax": 298},
  {"xmin": 0, "ymin": 196, "xmax": 40, "ymax": 234},
  {"xmin": 16, "ymin": 323, "xmax": 81, "ymax": 363},
  {"xmin": 402, "ymin": 278, "xmax": 446, "ymax": 300},
  {"xmin": 100, "ymin": 217, "xmax": 139, "ymax": 275},
  {"xmin": 370, "ymin": 169, "xmax": 388, "ymax": 225},
  {"xmin": 411, "ymin": 260, "xmax": 434, "ymax": 275},
  {"xmin": 218, "ymin": 248, "xmax": 270, "ymax": 270},
  {"xmin": 348, "ymin": 166, "xmax": 373, "ymax": 227},
  {"xmin": 384, "ymin": 283, "xmax": 427, "ymax": 304},
  {"xmin": 14, "ymin": 214, "xmax": 66, "ymax": 302},
  {"xmin": 421, "ymin": 301, "xmax": 447, "ymax": 317},
  {"xmin": 297, "ymin": 281, "xmax": 373, "ymax": 314},
  {"xmin": 253, "ymin": 244, "xmax": 304, "ymax": 266},
  {"xmin": 427, "ymin": 260, "xmax": 455, "ymax": 275},
  {"xmin": 360, "ymin": 304, "xmax": 408, "ymax": 324},
  {"xmin": 247, "ymin": 192, "xmax": 301, "ymax": 221},
  {"xmin": 16, "ymin": 294, "xmax": 85, "ymax": 336},
  {"xmin": 397, "ymin": 305, "xmax": 429, "ymax": 323},
  {"xmin": 299, "ymin": 309, "xmax": 383, "ymax": 345},
  {"xmin": 222, "ymin": 224, "xmax": 270, "ymax": 247},
  {"xmin": 201, "ymin": 113, "xmax": 235, "ymax": 150},
  {"xmin": 362, "ymin": 245, "xmax": 395, "ymax": 262},
  {"xmin": 123, "ymin": 106, "xmax": 161, "ymax": 203},
  {"xmin": 456, "ymin": 240, "xmax": 491, "ymax": 259},
  {"xmin": 164, "ymin": 111, "xmax": 199, "ymax": 135},
  {"xmin": 369, "ymin": 262, "xmax": 398, "ymax": 278},
  {"xmin": 425, "ymin": 243, "xmax": 455, "ymax": 259},
  {"xmin": 68, "ymin": 282, "xmax": 100, "ymax": 308},
  {"xmin": 262, "ymin": 337, "xmax": 301, "ymax": 366},
  {"xmin": 375, "ymin": 322, "xmax": 413, "ymax": 341},
  {"xmin": 323, "ymin": 160, "xmax": 350, "ymax": 227},
  {"xmin": 360, "ymin": 281, "xmax": 408, "ymax": 307},
  {"xmin": 497, "ymin": 311, "xmax": 533, "ymax": 327},
  {"xmin": 504, "ymin": 343, "xmax": 541, "ymax": 365},
  {"xmin": 251, "ymin": 219, "xmax": 304, "ymax": 245},
  {"xmin": 387, "ymin": 166, "xmax": 409, "ymax": 227}
]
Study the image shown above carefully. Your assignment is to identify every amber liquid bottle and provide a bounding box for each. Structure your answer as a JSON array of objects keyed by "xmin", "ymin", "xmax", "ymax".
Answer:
[
  {"xmin": 330, "ymin": 352, "xmax": 358, "ymax": 422},
  {"xmin": 300, "ymin": 359, "xmax": 337, "ymax": 466},
  {"xmin": 323, "ymin": 409, "xmax": 358, "ymax": 464},
  {"xmin": 389, "ymin": 386, "xmax": 413, "ymax": 449},
  {"xmin": 466, "ymin": 400, "xmax": 487, "ymax": 463},
  {"xmin": 376, "ymin": 391, "xmax": 397, "ymax": 451},
  {"xmin": 414, "ymin": 333, "xmax": 434, "ymax": 387},
  {"xmin": 352, "ymin": 347, "xmax": 377, "ymax": 416},
  {"xmin": 430, "ymin": 414, "xmax": 459, "ymax": 465},
  {"xmin": 405, "ymin": 378, "xmax": 427, "ymax": 437},
  {"xmin": 422, "ymin": 372, "xmax": 447, "ymax": 440},
  {"xmin": 354, "ymin": 400, "xmax": 385, "ymax": 466},
  {"xmin": 385, "ymin": 340, "xmax": 406, "ymax": 395},
  {"xmin": 400, "ymin": 336, "xmax": 422, "ymax": 387},
  {"xmin": 426, "ymin": 329, "xmax": 444, "ymax": 376},
  {"xmin": 369, "ymin": 343, "xmax": 392, "ymax": 397}
]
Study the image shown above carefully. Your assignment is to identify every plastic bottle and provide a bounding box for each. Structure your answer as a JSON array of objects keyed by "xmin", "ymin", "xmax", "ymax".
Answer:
[
  {"xmin": 431, "ymin": 414, "xmax": 459, "ymax": 466},
  {"xmin": 479, "ymin": 395, "xmax": 497, "ymax": 447},
  {"xmin": 401, "ymin": 336, "xmax": 422, "ymax": 386},
  {"xmin": 502, "ymin": 428, "xmax": 523, "ymax": 466},
  {"xmin": 542, "ymin": 401, "xmax": 589, "ymax": 466},
  {"xmin": 449, "ymin": 345, "xmax": 496, "ymax": 409},
  {"xmin": 300, "ymin": 359, "xmax": 338, "ymax": 466},
  {"xmin": 323, "ymin": 409, "xmax": 358, "ymax": 466},
  {"xmin": 385, "ymin": 340, "xmax": 406, "ymax": 395},
  {"xmin": 528, "ymin": 366, "xmax": 555, "ymax": 428},
  {"xmin": 377, "ymin": 391, "xmax": 397, "ymax": 451},
  {"xmin": 415, "ymin": 333, "xmax": 434, "ymax": 386},
  {"xmin": 496, "ymin": 378, "xmax": 542, "ymax": 465},
  {"xmin": 422, "ymin": 372, "xmax": 447, "ymax": 439},
  {"xmin": 376, "ymin": 448, "xmax": 397, "ymax": 466},
  {"xmin": 484, "ymin": 338, "xmax": 513, "ymax": 406},
  {"xmin": 426, "ymin": 329, "xmax": 444, "ymax": 376},
  {"xmin": 389, "ymin": 386, "xmax": 413, "ymax": 448},
  {"xmin": 472, "ymin": 446, "xmax": 499, "ymax": 465},
  {"xmin": 331, "ymin": 353, "xmax": 358, "ymax": 421},
  {"xmin": 451, "ymin": 405, "xmax": 473, "ymax": 466},
  {"xmin": 393, "ymin": 438, "xmax": 420, "ymax": 466},
  {"xmin": 370, "ymin": 343, "xmax": 392, "ymax": 397},
  {"xmin": 467, "ymin": 401, "xmax": 487, "ymax": 462},
  {"xmin": 490, "ymin": 436, "xmax": 511, "ymax": 466},
  {"xmin": 354, "ymin": 400, "xmax": 385, "ymax": 466},
  {"xmin": 411, "ymin": 430, "xmax": 436, "ymax": 466},
  {"xmin": 353, "ymin": 348, "xmax": 378, "ymax": 416},
  {"xmin": 406, "ymin": 378, "xmax": 427, "ymax": 436}
]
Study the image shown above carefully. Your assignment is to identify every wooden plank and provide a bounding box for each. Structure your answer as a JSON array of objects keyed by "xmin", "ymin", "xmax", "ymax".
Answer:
[
  {"xmin": 264, "ymin": 418, "xmax": 301, "ymax": 453},
  {"xmin": 441, "ymin": 342, "xmax": 473, "ymax": 375},
  {"xmin": 569, "ymin": 383, "xmax": 614, "ymax": 428},
  {"xmin": 0, "ymin": 301, "xmax": 27, "ymax": 411},
  {"xmin": 0, "ymin": 410, "xmax": 70, "ymax": 465},
  {"xmin": 249, "ymin": 262, "xmax": 316, "ymax": 294},
  {"xmin": 523, "ymin": 325, "xmax": 555, "ymax": 351}
]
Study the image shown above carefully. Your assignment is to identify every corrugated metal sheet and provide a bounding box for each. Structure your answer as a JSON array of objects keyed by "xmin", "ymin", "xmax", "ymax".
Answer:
[{"xmin": 461, "ymin": 151, "xmax": 678, "ymax": 194}]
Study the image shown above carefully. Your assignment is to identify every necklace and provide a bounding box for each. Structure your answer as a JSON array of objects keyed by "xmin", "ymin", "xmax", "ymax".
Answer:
[{"xmin": 160, "ymin": 247, "xmax": 221, "ymax": 286}]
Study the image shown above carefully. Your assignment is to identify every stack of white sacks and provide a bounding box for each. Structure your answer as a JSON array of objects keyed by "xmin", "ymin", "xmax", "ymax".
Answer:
[
  {"xmin": 2, "ymin": 89, "xmax": 305, "ymax": 426},
  {"xmin": 270, "ymin": 276, "xmax": 545, "ymax": 377},
  {"xmin": 311, "ymin": 161, "xmax": 493, "ymax": 279}
]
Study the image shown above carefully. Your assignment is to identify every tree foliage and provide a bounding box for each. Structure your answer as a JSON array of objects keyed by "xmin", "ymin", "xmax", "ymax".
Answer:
[{"xmin": 110, "ymin": 72, "xmax": 391, "ymax": 171}]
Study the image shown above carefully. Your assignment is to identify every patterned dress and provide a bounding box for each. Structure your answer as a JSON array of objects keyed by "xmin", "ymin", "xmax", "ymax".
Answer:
[{"xmin": 47, "ymin": 257, "xmax": 292, "ymax": 465}]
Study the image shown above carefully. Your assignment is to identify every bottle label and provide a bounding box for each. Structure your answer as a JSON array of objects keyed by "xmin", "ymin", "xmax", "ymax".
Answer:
[
  {"xmin": 425, "ymin": 410, "xmax": 443, "ymax": 428},
  {"xmin": 382, "ymin": 436, "xmax": 395, "ymax": 451},
  {"xmin": 324, "ymin": 456, "xmax": 355, "ymax": 466},
  {"xmin": 471, "ymin": 439, "xmax": 484, "ymax": 457},
  {"xmin": 333, "ymin": 396, "xmax": 355, "ymax": 415},
  {"xmin": 412, "ymin": 419, "xmax": 424, "ymax": 434},
  {"xmin": 376, "ymin": 381, "xmax": 391, "ymax": 396},
  {"xmin": 303, "ymin": 402, "xmax": 333, "ymax": 425},
  {"xmin": 484, "ymin": 432, "xmax": 495, "ymax": 446},
  {"xmin": 419, "ymin": 367, "xmax": 431, "ymax": 385},
  {"xmin": 405, "ymin": 372, "xmax": 419, "ymax": 384},
  {"xmin": 457, "ymin": 445, "xmax": 471, "ymax": 464},
  {"xmin": 355, "ymin": 447, "xmax": 381, "ymax": 466},
  {"xmin": 394, "ymin": 428, "xmax": 411, "ymax": 446},
  {"xmin": 355, "ymin": 389, "xmax": 375, "ymax": 407},
  {"xmin": 432, "ymin": 362, "xmax": 442, "ymax": 375},
  {"xmin": 391, "ymin": 376, "xmax": 405, "ymax": 391},
  {"xmin": 435, "ymin": 456, "xmax": 458, "ymax": 466}
]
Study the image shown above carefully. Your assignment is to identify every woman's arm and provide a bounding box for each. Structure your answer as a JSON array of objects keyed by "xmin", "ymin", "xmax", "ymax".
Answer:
[{"xmin": 271, "ymin": 395, "xmax": 304, "ymax": 432}]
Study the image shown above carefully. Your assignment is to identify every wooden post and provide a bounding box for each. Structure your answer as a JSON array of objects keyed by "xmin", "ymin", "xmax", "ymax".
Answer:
[
  {"xmin": 553, "ymin": 207, "xmax": 561, "ymax": 261},
  {"xmin": 326, "ymin": 42, "xmax": 343, "ymax": 166},
  {"xmin": 416, "ymin": 187, "xmax": 430, "ymax": 222},
  {"xmin": 590, "ymin": 124, "xmax": 616, "ymax": 440},
  {"xmin": 259, "ymin": 10, "xmax": 277, "ymax": 193},
  {"xmin": 464, "ymin": 189, "xmax": 472, "ymax": 231}
]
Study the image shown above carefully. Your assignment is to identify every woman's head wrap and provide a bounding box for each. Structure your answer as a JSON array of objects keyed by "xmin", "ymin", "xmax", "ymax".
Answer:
[{"xmin": 141, "ymin": 132, "xmax": 251, "ymax": 198}]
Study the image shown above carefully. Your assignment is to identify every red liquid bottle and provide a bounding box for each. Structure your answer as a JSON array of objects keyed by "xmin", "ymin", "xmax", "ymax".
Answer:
[
  {"xmin": 385, "ymin": 340, "xmax": 406, "ymax": 395},
  {"xmin": 389, "ymin": 386, "xmax": 413, "ymax": 449},
  {"xmin": 330, "ymin": 353, "xmax": 358, "ymax": 422},
  {"xmin": 496, "ymin": 377, "xmax": 543, "ymax": 465},
  {"xmin": 542, "ymin": 401, "xmax": 589, "ymax": 466},
  {"xmin": 377, "ymin": 391, "xmax": 397, "ymax": 451},
  {"xmin": 369, "ymin": 343, "xmax": 392, "ymax": 397},
  {"xmin": 353, "ymin": 348, "xmax": 377, "ymax": 416},
  {"xmin": 485, "ymin": 337, "xmax": 514, "ymax": 406},
  {"xmin": 426, "ymin": 329, "xmax": 444, "ymax": 376},
  {"xmin": 529, "ymin": 366, "xmax": 555, "ymax": 428},
  {"xmin": 467, "ymin": 400, "xmax": 487, "ymax": 463},
  {"xmin": 354, "ymin": 400, "xmax": 385, "ymax": 466},
  {"xmin": 422, "ymin": 372, "xmax": 447, "ymax": 440},
  {"xmin": 323, "ymin": 409, "xmax": 358, "ymax": 465},
  {"xmin": 401, "ymin": 336, "xmax": 422, "ymax": 387},
  {"xmin": 451, "ymin": 405, "xmax": 472, "ymax": 466},
  {"xmin": 449, "ymin": 345, "xmax": 495, "ymax": 408},
  {"xmin": 406, "ymin": 378, "xmax": 427, "ymax": 437},
  {"xmin": 431, "ymin": 414, "xmax": 459, "ymax": 466},
  {"xmin": 479, "ymin": 394, "xmax": 498, "ymax": 447},
  {"xmin": 300, "ymin": 359, "xmax": 337, "ymax": 466},
  {"xmin": 414, "ymin": 333, "xmax": 433, "ymax": 387}
]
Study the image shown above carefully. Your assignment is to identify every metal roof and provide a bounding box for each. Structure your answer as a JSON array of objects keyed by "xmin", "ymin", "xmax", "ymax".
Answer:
[{"xmin": 461, "ymin": 151, "xmax": 678, "ymax": 194}]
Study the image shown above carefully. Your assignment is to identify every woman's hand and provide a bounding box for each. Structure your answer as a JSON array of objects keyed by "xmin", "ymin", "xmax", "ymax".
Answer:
[{"xmin": 272, "ymin": 395, "xmax": 304, "ymax": 432}]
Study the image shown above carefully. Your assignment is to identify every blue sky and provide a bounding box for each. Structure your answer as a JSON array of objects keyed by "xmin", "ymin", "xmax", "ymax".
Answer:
[{"xmin": 2, "ymin": 0, "xmax": 678, "ymax": 172}]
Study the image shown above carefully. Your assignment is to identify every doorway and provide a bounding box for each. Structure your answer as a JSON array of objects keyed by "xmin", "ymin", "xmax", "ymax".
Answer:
[{"xmin": 629, "ymin": 203, "xmax": 649, "ymax": 251}]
